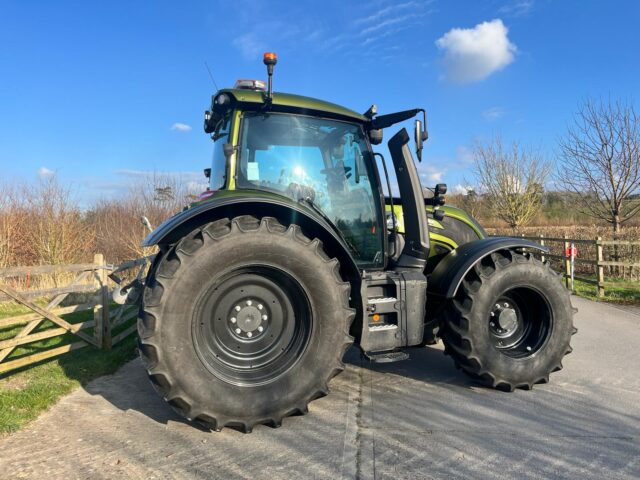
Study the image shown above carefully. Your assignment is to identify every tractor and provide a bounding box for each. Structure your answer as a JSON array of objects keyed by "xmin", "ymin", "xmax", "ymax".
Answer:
[{"xmin": 132, "ymin": 53, "xmax": 575, "ymax": 432}]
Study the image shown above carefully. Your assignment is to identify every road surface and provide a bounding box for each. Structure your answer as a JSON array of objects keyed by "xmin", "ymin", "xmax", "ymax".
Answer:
[{"xmin": 0, "ymin": 296, "xmax": 638, "ymax": 479}]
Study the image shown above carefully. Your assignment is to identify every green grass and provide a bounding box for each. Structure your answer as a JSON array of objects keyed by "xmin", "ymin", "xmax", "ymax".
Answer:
[
  {"xmin": 0, "ymin": 301, "xmax": 137, "ymax": 435},
  {"xmin": 572, "ymin": 277, "xmax": 640, "ymax": 305}
]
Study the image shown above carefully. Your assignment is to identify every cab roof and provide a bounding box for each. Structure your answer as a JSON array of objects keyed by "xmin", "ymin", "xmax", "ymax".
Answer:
[{"xmin": 218, "ymin": 88, "xmax": 367, "ymax": 123}]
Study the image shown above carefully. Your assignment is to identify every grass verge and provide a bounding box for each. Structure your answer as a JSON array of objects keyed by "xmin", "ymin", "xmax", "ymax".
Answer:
[
  {"xmin": 572, "ymin": 277, "xmax": 640, "ymax": 305},
  {"xmin": 0, "ymin": 301, "xmax": 137, "ymax": 435}
]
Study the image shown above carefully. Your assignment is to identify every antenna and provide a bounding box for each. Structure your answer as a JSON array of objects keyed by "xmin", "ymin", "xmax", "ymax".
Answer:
[{"xmin": 204, "ymin": 61, "xmax": 219, "ymax": 91}]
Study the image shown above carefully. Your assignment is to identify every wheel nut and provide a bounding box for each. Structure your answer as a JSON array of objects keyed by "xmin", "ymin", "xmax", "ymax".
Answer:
[
  {"xmin": 246, "ymin": 300, "xmax": 252, "ymax": 306},
  {"xmin": 258, "ymin": 326, "xmax": 264, "ymax": 332},
  {"xmin": 230, "ymin": 317, "xmax": 237, "ymax": 324},
  {"xmin": 495, "ymin": 304, "xmax": 500, "ymax": 310},
  {"xmin": 235, "ymin": 305, "xmax": 241, "ymax": 312},
  {"xmin": 503, "ymin": 302, "xmax": 509, "ymax": 308},
  {"xmin": 257, "ymin": 304, "xmax": 263, "ymax": 310},
  {"xmin": 526, "ymin": 346, "xmax": 532, "ymax": 351},
  {"xmin": 247, "ymin": 331, "xmax": 253, "ymax": 338},
  {"xmin": 490, "ymin": 322, "xmax": 495, "ymax": 327},
  {"xmin": 490, "ymin": 311, "xmax": 495, "ymax": 317},
  {"xmin": 235, "ymin": 328, "xmax": 241, "ymax": 334},
  {"xmin": 262, "ymin": 314, "xmax": 268, "ymax": 321}
]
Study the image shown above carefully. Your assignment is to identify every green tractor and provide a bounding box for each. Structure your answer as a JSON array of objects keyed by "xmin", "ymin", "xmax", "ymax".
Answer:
[{"xmin": 133, "ymin": 53, "xmax": 575, "ymax": 432}]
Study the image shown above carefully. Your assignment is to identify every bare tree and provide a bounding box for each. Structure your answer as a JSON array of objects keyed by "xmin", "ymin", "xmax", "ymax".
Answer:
[
  {"xmin": 472, "ymin": 137, "xmax": 550, "ymax": 232},
  {"xmin": 557, "ymin": 98, "xmax": 640, "ymax": 234},
  {"xmin": 27, "ymin": 177, "xmax": 95, "ymax": 266},
  {"xmin": 90, "ymin": 172, "xmax": 201, "ymax": 262},
  {"xmin": 451, "ymin": 187, "xmax": 485, "ymax": 220},
  {"xmin": 0, "ymin": 183, "xmax": 27, "ymax": 268}
]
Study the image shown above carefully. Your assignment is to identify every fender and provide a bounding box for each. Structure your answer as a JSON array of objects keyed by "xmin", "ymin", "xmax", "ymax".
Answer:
[
  {"xmin": 142, "ymin": 190, "xmax": 361, "ymax": 281},
  {"xmin": 427, "ymin": 237, "xmax": 549, "ymax": 299}
]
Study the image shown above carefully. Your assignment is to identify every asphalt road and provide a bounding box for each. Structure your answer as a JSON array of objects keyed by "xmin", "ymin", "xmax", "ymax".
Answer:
[{"xmin": 0, "ymin": 296, "xmax": 638, "ymax": 479}]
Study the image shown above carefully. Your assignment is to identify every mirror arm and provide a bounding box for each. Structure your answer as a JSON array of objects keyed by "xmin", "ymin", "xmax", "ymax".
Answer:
[{"xmin": 419, "ymin": 109, "xmax": 428, "ymax": 141}]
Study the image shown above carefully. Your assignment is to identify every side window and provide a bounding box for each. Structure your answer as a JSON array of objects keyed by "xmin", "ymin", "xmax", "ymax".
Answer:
[{"xmin": 210, "ymin": 116, "xmax": 230, "ymax": 190}]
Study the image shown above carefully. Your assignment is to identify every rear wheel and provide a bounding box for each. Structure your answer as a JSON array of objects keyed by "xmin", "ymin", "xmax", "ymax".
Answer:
[
  {"xmin": 138, "ymin": 216, "xmax": 354, "ymax": 431},
  {"xmin": 441, "ymin": 250, "xmax": 575, "ymax": 391}
]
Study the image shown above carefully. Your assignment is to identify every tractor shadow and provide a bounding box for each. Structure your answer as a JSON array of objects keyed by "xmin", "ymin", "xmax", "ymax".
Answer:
[
  {"xmin": 343, "ymin": 343, "xmax": 477, "ymax": 388},
  {"xmin": 83, "ymin": 359, "xmax": 199, "ymax": 429},
  {"xmin": 82, "ymin": 343, "xmax": 472, "ymax": 431}
]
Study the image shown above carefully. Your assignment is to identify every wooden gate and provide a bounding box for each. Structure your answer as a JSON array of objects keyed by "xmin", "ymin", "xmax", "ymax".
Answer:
[{"xmin": 0, "ymin": 254, "xmax": 151, "ymax": 374}]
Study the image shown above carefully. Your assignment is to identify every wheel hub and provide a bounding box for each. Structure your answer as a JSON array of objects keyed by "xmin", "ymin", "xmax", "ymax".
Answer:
[
  {"xmin": 496, "ymin": 306, "xmax": 517, "ymax": 332},
  {"xmin": 192, "ymin": 267, "xmax": 312, "ymax": 386},
  {"xmin": 489, "ymin": 299, "xmax": 527, "ymax": 350},
  {"xmin": 230, "ymin": 300, "xmax": 268, "ymax": 338},
  {"xmin": 487, "ymin": 290, "xmax": 553, "ymax": 358}
]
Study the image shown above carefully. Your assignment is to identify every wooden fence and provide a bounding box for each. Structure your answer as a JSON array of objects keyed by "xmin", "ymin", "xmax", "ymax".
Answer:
[
  {"xmin": 0, "ymin": 254, "xmax": 152, "ymax": 374},
  {"xmin": 516, "ymin": 235, "xmax": 640, "ymax": 297}
]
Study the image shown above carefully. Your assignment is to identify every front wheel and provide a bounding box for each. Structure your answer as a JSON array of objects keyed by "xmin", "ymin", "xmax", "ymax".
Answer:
[
  {"xmin": 441, "ymin": 250, "xmax": 575, "ymax": 391},
  {"xmin": 138, "ymin": 216, "xmax": 354, "ymax": 432}
]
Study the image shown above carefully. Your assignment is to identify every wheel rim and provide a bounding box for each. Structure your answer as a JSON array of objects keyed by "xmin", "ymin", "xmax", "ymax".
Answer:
[
  {"xmin": 192, "ymin": 266, "xmax": 312, "ymax": 386},
  {"xmin": 487, "ymin": 287, "xmax": 553, "ymax": 358}
]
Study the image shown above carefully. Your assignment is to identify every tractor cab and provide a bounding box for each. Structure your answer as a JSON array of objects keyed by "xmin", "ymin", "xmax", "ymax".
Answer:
[{"xmin": 202, "ymin": 53, "xmax": 435, "ymax": 274}]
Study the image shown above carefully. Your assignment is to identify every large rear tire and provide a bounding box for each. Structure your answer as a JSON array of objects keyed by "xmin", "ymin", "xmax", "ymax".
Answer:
[
  {"xmin": 441, "ymin": 250, "xmax": 575, "ymax": 391},
  {"xmin": 138, "ymin": 215, "xmax": 354, "ymax": 432}
]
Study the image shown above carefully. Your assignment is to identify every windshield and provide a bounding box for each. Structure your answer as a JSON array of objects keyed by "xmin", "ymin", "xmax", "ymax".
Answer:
[{"xmin": 237, "ymin": 112, "xmax": 383, "ymax": 267}]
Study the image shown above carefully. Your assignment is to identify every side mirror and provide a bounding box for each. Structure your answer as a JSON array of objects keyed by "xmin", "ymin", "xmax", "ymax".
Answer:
[
  {"xmin": 414, "ymin": 118, "xmax": 428, "ymax": 162},
  {"xmin": 414, "ymin": 120, "xmax": 423, "ymax": 162},
  {"xmin": 204, "ymin": 168, "xmax": 211, "ymax": 179},
  {"xmin": 368, "ymin": 128, "xmax": 383, "ymax": 145}
]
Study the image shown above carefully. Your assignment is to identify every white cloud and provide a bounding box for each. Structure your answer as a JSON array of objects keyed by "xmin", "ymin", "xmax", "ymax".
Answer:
[
  {"xmin": 420, "ymin": 166, "xmax": 445, "ymax": 184},
  {"xmin": 435, "ymin": 19, "xmax": 517, "ymax": 84},
  {"xmin": 186, "ymin": 180, "xmax": 208, "ymax": 193},
  {"xmin": 323, "ymin": 1, "xmax": 433, "ymax": 50},
  {"xmin": 456, "ymin": 145, "xmax": 474, "ymax": 165},
  {"xmin": 38, "ymin": 166, "xmax": 55, "ymax": 179},
  {"xmin": 170, "ymin": 122, "xmax": 192, "ymax": 132},
  {"xmin": 499, "ymin": 0, "xmax": 534, "ymax": 17},
  {"xmin": 360, "ymin": 14, "xmax": 413, "ymax": 36},
  {"xmin": 233, "ymin": 33, "xmax": 264, "ymax": 61},
  {"xmin": 354, "ymin": 1, "xmax": 419, "ymax": 25},
  {"xmin": 451, "ymin": 184, "xmax": 471, "ymax": 195},
  {"xmin": 483, "ymin": 106, "xmax": 506, "ymax": 120},
  {"xmin": 116, "ymin": 169, "xmax": 201, "ymax": 180}
]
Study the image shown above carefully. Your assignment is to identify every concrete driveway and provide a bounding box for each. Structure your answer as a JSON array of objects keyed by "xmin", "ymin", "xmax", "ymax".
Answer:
[{"xmin": 0, "ymin": 296, "xmax": 638, "ymax": 479}]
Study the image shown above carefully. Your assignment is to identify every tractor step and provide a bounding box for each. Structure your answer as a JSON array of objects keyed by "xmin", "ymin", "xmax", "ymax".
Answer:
[
  {"xmin": 368, "ymin": 323, "xmax": 397, "ymax": 332},
  {"xmin": 364, "ymin": 350, "xmax": 410, "ymax": 363},
  {"xmin": 367, "ymin": 296, "xmax": 397, "ymax": 304}
]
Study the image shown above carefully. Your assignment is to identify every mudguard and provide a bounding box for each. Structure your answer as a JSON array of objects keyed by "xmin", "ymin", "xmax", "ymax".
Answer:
[
  {"xmin": 141, "ymin": 191, "xmax": 361, "ymax": 281},
  {"xmin": 427, "ymin": 237, "xmax": 549, "ymax": 299}
]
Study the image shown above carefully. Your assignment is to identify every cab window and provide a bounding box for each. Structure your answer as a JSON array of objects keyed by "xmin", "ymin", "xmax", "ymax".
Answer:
[{"xmin": 237, "ymin": 112, "xmax": 383, "ymax": 267}]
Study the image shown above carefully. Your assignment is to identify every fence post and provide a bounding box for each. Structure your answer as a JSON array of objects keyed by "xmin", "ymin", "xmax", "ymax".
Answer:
[
  {"xmin": 539, "ymin": 234, "xmax": 545, "ymax": 263},
  {"xmin": 93, "ymin": 253, "xmax": 111, "ymax": 350},
  {"xmin": 563, "ymin": 235, "xmax": 570, "ymax": 289},
  {"xmin": 93, "ymin": 254, "xmax": 103, "ymax": 348},
  {"xmin": 596, "ymin": 237, "xmax": 605, "ymax": 297}
]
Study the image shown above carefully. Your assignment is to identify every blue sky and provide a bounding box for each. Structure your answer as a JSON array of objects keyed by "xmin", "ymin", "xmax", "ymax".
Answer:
[{"xmin": 1, "ymin": 0, "xmax": 639, "ymax": 204}]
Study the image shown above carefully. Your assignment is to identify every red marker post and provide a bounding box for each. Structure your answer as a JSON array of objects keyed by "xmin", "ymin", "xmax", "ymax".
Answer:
[{"xmin": 565, "ymin": 243, "xmax": 578, "ymax": 291}]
